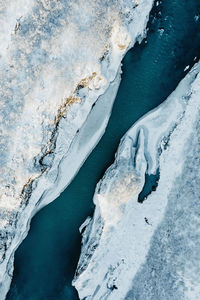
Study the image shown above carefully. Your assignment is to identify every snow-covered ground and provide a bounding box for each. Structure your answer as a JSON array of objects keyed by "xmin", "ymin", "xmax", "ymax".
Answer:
[
  {"xmin": 0, "ymin": 0, "xmax": 154, "ymax": 298},
  {"xmin": 73, "ymin": 62, "xmax": 200, "ymax": 299}
]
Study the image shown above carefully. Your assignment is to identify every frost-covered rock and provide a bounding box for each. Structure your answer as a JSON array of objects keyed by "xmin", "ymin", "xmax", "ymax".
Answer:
[
  {"xmin": 73, "ymin": 63, "xmax": 200, "ymax": 299},
  {"xmin": 0, "ymin": 0, "xmax": 154, "ymax": 298}
]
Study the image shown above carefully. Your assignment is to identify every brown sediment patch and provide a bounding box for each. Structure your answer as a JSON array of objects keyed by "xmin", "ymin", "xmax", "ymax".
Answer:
[
  {"xmin": 118, "ymin": 44, "xmax": 126, "ymax": 50},
  {"xmin": 20, "ymin": 70, "xmax": 101, "ymax": 206},
  {"xmin": 40, "ymin": 95, "xmax": 81, "ymax": 163},
  {"xmin": 56, "ymin": 95, "xmax": 81, "ymax": 121},
  {"xmin": 77, "ymin": 72, "xmax": 97, "ymax": 89},
  {"xmin": 21, "ymin": 174, "xmax": 41, "ymax": 206}
]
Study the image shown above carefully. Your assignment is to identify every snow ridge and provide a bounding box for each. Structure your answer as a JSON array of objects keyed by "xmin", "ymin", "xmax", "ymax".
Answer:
[{"xmin": 73, "ymin": 63, "xmax": 200, "ymax": 300}]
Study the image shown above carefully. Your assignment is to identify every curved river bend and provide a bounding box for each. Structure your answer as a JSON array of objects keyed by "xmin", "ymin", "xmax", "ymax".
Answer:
[{"xmin": 7, "ymin": 1, "xmax": 200, "ymax": 299}]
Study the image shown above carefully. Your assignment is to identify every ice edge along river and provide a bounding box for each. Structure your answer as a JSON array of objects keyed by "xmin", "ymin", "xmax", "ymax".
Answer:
[
  {"xmin": 0, "ymin": 1, "xmax": 154, "ymax": 298},
  {"xmin": 73, "ymin": 61, "xmax": 200, "ymax": 299}
]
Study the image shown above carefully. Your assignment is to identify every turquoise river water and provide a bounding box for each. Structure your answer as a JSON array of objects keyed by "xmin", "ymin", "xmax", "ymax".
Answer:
[{"xmin": 7, "ymin": 1, "xmax": 200, "ymax": 299}]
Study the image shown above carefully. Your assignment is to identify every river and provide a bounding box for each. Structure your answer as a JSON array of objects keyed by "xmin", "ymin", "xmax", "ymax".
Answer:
[{"xmin": 7, "ymin": 1, "xmax": 200, "ymax": 299}]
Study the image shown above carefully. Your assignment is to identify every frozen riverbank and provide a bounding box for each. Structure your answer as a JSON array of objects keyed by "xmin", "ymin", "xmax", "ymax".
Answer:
[
  {"xmin": 0, "ymin": 0, "xmax": 154, "ymax": 298},
  {"xmin": 73, "ymin": 61, "xmax": 200, "ymax": 299}
]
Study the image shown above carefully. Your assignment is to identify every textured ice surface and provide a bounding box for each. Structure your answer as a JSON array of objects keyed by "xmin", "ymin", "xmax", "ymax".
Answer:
[
  {"xmin": 0, "ymin": 0, "xmax": 154, "ymax": 298},
  {"xmin": 73, "ymin": 63, "xmax": 200, "ymax": 299}
]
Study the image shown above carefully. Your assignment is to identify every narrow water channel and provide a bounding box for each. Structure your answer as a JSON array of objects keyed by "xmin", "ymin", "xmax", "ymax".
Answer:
[{"xmin": 7, "ymin": 1, "xmax": 200, "ymax": 299}]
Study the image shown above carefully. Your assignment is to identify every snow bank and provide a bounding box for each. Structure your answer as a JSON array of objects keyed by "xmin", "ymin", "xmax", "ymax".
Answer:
[
  {"xmin": 0, "ymin": 0, "xmax": 154, "ymax": 298},
  {"xmin": 73, "ymin": 62, "xmax": 200, "ymax": 299}
]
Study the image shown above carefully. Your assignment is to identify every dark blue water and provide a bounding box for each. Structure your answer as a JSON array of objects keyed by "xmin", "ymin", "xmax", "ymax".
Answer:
[
  {"xmin": 138, "ymin": 169, "xmax": 160, "ymax": 203},
  {"xmin": 7, "ymin": 1, "xmax": 200, "ymax": 299}
]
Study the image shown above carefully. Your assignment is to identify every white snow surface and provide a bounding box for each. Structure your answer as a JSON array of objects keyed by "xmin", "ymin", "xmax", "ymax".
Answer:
[
  {"xmin": 73, "ymin": 63, "xmax": 200, "ymax": 300},
  {"xmin": 0, "ymin": 0, "xmax": 154, "ymax": 298}
]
